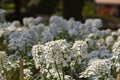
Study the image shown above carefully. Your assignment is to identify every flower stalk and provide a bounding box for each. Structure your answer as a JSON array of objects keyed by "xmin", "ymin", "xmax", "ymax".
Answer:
[{"xmin": 19, "ymin": 58, "xmax": 24, "ymax": 80}]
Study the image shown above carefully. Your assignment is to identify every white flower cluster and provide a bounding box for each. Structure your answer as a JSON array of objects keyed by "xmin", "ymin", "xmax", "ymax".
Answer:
[
  {"xmin": 32, "ymin": 39, "xmax": 70, "ymax": 66},
  {"xmin": 0, "ymin": 51, "xmax": 7, "ymax": 61},
  {"xmin": 80, "ymin": 59, "xmax": 114, "ymax": 80},
  {"xmin": 32, "ymin": 39, "xmax": 73, "ymax": 79},
  {"xmin": 24, "ymin": 68, "xmax": 33, "ymax": 79},
  {"xmin": 112, "ymin": 41, "xmax": 120, "ymax": 72},
  {"xmin": 0, "ymin": 51, "xmax": 7, "ymax": 77},
  {"xmin": 72, "ymin": 40, "xmax": 88, "ymax": 58},
  {"xmin": 32, "ymin": 44, "xmax": 45, "ymax": 69},
  {"xmin": 23, "ymin": 17, "xmax": 43, "ymax": 27}
]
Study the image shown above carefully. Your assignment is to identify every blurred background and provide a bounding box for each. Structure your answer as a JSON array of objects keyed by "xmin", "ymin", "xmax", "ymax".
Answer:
[{"xmin": 0, "ymin": 0, "xmax": 120, "ymax": 29}]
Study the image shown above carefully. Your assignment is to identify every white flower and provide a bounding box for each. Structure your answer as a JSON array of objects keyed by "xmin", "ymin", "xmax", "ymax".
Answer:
[
  {"xmin": 44, "ymin": 39, "xmax": 70, "ymax": 65},
  {"xmin": 72, "ymin": 40, "xmax": 88, "ymax": 58},
  {"xmin": 111, "ymin": 31, "xmax": 118, "ymax": 37},
  {"xmin": 112, "ymin": 41, "xmax": 120, "ymax": 71},
  {"xmin": 0, "ymin": 51, "xmax": 7, "ymax": 61},
  {"xmin": 27, "ymin": 17, "xmax": 35, "ymax": 27},
  {"xmin": 11, "ymin": 21, "xmax": 21, "ymax": 28},
  {"xmin": 117, "ymin": 36, "xmax": 120, "ymax": 41},
  {"xmin": 23, "ymin": 17, "xmax": 29, "ymax": 26},
  {"xmin": 80, "ymin": 59, "xmax": 113, "ymax": 79},
  {"xmin": 64, "ymin": 75, "xmax": 76, "ymax": 80},
  {"xmin": 105, "ymin": 29, "xmax": 111, "ymax": 36},
  {"xmin": 85, "ymin": 38, "xmax": 95, "ymax": 50},
  {"xmin": 7, "ymin": 21, "xmax": 21, "ymax": 32},
  {"xmin": 34, "ymin": 16, "xmax": 42, "ymax": 25},
  {"xmin": 97, "ymin": 38, "xmax": 105, "ymax": 48},
  {"xmin": 0, "ymin": 29, "xmax": 5, "ymax": 37},
  {"xmin": 32, "ymin": 39, "xmax": 71, "ymax": 70},
  {"xmin": 88, "ymin": 33, "xmax": 95, "ymax": 38},
  {"xmin": 117, "ymin": 29, "xmax": 120, "ymax": 35},
  {"xmin": 105, "ymin": 36, "xmax": 114, "ymax": 47},
  {"xmin": 32, "ymin": 44, "xmax": 45, "ymax": 69},
  {"xmin": 24, "ymin": 69, "xmax": 32, "ymax": 77},
  {"xmin": 92, "ymin": 19, "xmax": 102, "ymax": 28}
]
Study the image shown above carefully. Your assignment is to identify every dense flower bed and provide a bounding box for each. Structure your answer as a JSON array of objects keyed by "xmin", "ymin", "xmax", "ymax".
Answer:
[{"xmin": 0, "ymin": 15, "xmax": 120, "ymax": 80}]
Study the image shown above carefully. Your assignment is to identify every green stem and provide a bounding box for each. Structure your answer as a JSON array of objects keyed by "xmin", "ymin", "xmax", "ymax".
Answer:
[
  {"xmin": 41, "ymin": 73, "xmax": 46, "ymax": 80},
  {"xmin": 75, "ymin": 56, "xmax": 79, "ymax": 66},
  {"xmin": 70, "ymin": 66, "xmax": 73, "ymax": 79},
  {"xmin": 54, "ymin": 61, "xmax": 62, "ymax": 80},
  {"xmin": 19, "ymin": 58, "xmax": 24, "ymax": 80},
  {"xmin": 47, "ymin": 69, "xmax": 53, "ymax": 79},
  {"xmin": 34, "ymin": 74, "xmax": 41, "ymax": 80},
  {"xmin": 62, "ymin": 63, "xmax": 65, "ymax": 80}
]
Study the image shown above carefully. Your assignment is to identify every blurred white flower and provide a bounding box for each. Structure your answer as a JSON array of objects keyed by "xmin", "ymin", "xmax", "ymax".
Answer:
[
  {"xmin": 105, "ymin": 36, "xmax": 114, "ymax": 47},
  {"xmin": 80, "ymin": 59, "xmax": 113, "ymax": 79},
  {"xmin": 117, "ymin": 29, "xmax": 120, "ymax": 35},
  {"xmin": 111, "ymin": 31, "xmax": 118, "ymax": 38},
  {"xmin": 27, "ymin": 17, "xmax": 35, "ymax": 27},
  {"xmin": 117, "ymin": 36, "xmax": 120, "ymax": 41},
  {"xmin": 85, "ymin": 38, "xmax": 95, "ymax": 50},
  {"xmin": 97, "ymin": 38, "xmax": 105, "ymax": 48},
  {"xmin": 34, "ymin": 16, "xmax": 42, "ymax": 25},
  {"xmin": 112, "ymin": 41, "xmax": 120, "ymax": 72},
  {"xmin": 105, "ymin": 29, "xmax": 112, "ymax": 37},
  {"xmin": 7, "ymin": 21, "xmax": 21, "ymax": 32},
  {"xmin": 92, "ymin": 19, "xmax": 102, "ymax": 28},
  {"xmin": 0, "ymin": 29, "xmax": 5, "ymax": 37},
  {"xmin": 0, "ymin": 51, "xmax": 7, "ymax": 61},
  {"xmin": 24, "ymin": 68, "xmax": 32, "ymax": 79}
]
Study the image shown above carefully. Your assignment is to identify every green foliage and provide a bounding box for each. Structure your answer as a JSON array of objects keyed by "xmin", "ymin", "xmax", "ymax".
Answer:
[
  {"xmin": 82, "ymin": 2, "xmax": 96, "ymax": 19},
  {"xmin": 0, "ymin": 36, "xmax": 6, "ymax": 51}
]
